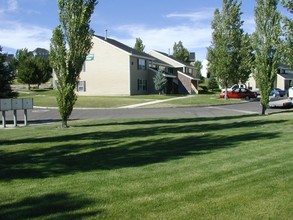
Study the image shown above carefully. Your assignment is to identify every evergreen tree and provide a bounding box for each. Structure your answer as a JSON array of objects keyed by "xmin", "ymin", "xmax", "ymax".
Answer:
[
  {"xmin": 50, "ymin": 0, "xmax": 97, "ymax": 128},
  {"xmin": 252, "ymin": 0, "xmax": 282, "ymax": 115},
  {"xmin": 134, "ymin": 38, "xmax": 145, "ymax": 52},
  {"xmin": 281, "ymin": 0, "xmax": 293, "ymax": 68},
  {"xmin": 0, "ymin": 46, "xmax": 14, "ymax": 98},
  {"xmin": 173, "ymin": 41, "xmax": 189, "ymax": 62},
  {"xmin": 153, "ymin": 70, "xmax": 167, "ymax": 95},
  {"xmin": 207, "ymin": 0, "xmax": 249, "ymax": 99}
]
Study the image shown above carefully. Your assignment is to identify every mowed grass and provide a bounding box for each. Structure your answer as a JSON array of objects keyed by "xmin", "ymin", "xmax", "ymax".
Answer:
[
  {"xmin": 1, "ymin": 113, "xmax": 293, "ymax": 219},
  {"xmin": 17, "ymin": 89, "xmax": 242, "ymax": 108}
]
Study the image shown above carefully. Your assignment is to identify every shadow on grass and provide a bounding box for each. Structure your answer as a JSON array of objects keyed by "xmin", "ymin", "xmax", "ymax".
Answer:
[
  {"xmin": 0, "ymin": 115, "xmax": 283, "ymax": 180},
  {"xmin": 0, "ymin": 192, "xmax": 102, "ymax": 219}
]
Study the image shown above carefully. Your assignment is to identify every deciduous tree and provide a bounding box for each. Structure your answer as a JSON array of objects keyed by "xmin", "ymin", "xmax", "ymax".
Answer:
[
  {"xmin": 11, "ymin": 49, "xmax": 52, "ymax": 89},
  {"xmin": 134, "ymin": 38, "xmax": 145, "ymax": 52},
  {"xmin": 281, "ymin": 0, "xmax": 293, "ymax": 68},
  {"xmin": 173, "ymin": 41, "xmax": 189, "ymax": 62},
  {"xmin": 193, "ymin": 60, "xmax": 204, "ymax": 83},
  {"xmin": 50, "ymin": 0, "xmax": 97, "ymax": 128},
  {"xmin": 252, "ymin": 0, "xmax": 282, "ymax": 115},
  {"xmin": 34, "ymin": 58, "xmax": 52, "ymax": 88},
  {"xmin": 207, "ymin": 0, "xmax": 250, "ymax": 99}
]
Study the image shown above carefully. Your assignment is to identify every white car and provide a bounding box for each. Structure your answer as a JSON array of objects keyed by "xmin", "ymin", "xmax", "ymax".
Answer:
[
  {"xmin": 222, "ymin": 84, "xmax": 246, "ymax": 92},
  {"xmin": 289, "ymin": 87, "xmax": 293, "ymax": 99}
]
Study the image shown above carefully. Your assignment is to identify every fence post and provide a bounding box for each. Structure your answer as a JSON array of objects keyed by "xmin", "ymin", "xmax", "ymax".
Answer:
[
  {"xmin": 24, "ymin": 109, "xmax": 28, "ymax": 126},
  {"xmin": 13, "ymin": 110, "xmax": 18, "ymax": 127},
  {"xmin": 2, "ymin": 111, "xmax": 6, "ymax": 128}
]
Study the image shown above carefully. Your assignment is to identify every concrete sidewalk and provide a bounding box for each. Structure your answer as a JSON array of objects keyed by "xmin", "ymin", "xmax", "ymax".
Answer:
[{"xmin": 118, "ymin": 96, "xmax": 190, "ymax": 108}]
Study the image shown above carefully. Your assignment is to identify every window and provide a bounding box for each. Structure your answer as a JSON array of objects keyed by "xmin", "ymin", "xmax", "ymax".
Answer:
[
  {"xmin": 137, "ymin": 79, "xmax": 147, "ymax": 91},
  {"xmin": 137, "ymin": 58, "xmax": 146, "ymax": 70},
  {"xmin": 77, "ymin": 81, "xmax": 86, "ymax": 92},
  {"xmin": 137, "ymin": 79, "xmax": 143, "ymax": 91},
  {"xmin": 143, "ymin": 80, "xmax": 147, "ymax": 91}
]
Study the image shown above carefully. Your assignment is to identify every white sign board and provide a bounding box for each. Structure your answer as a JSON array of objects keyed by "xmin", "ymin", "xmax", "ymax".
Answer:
[
  {"xmin": 12, "ymin": 99, "xmax": 23, "ymax": 110},
  {"xmin": 22, "ymin": 98, "xmax": 33, "ymax": 109},
  {"xmin": 0, "ymin": 99, "xmax": 12, "ymax": 111}
]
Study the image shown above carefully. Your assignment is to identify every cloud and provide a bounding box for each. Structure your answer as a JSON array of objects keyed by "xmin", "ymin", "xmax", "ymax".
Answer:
[
  {"xmin": 165, "ymin": 8, "xmax": 215, "ymax": 22},
  {"xmin": 0, "ymin": 21, "xmax": 52, "ymax": 52},
  {"xmin": 7, "ymin": 0, "xmax": 18, "ymax": 11},
  {"xmin": 110, "ymin": 9, "xmax": 214, "ymax": 61},
  {"xmin": 243, "ymin": 16, "xmax": 255, "ymax": 33},
  {"xmin": 0, "ymin": 0, "xmax": 18, "ymax": 14}
]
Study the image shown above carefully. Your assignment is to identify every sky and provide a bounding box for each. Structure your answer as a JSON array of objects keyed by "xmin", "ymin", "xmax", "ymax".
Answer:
[{"xmin": 0, "ymin": 0, "xmax": 291, "ymax": 61}]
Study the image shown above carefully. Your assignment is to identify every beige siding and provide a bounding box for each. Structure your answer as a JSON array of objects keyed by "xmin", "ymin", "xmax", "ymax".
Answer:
[
  {"xmin": 276, "ymin": 75, "xmax": 285, "ymax": 90},
  {"xmin": 78, "ymin": 37, "xmax": 130, "ymax": 96},
  {"xmin": 246, "ymin": 74, "xmax": 258, "ymax": 90}
]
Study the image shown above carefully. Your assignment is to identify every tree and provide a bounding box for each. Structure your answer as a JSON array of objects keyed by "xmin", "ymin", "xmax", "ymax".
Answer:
[
  {"xmin": 281, "ymin": 0, "xmax": 293, "ymax": 68},
  {"xmin": 34, "ymin": 58, "xmax": 52, "ymax": 88},
  {"xmin": 238, "ymin": 33, "xmax": 254, "ymax": 84},
  {"xmin": 207, "ymin": 76, "xmax": 219, "ymax": 92},
  {"xmin": 193, "ymin": 60, "xmax": 204, "ymax": 83},
  {"xmin": 207, "ymin": 0, "xmax": 249, "ymax": 99},
  {"xmin": 0, "ymin": 46, "xmax": 14, "ymax": 98},
  {"xmin": 173, "ymin": 41, "xmax": 189, "ymax": 62},
  {"xmin": 153, "ymin": 70, "xmax": 167, "ymax": 94},
  {"xmin": 252, "ymin": 0, "xmax": 282, "ymax": 115},
  {"xmin": 134, "ymin": 38, "xmax": 145, "ymax": 52},
  {"xmin": 17, "ymin": 56, "xmax": 39, "ymax": 89},
  {"xmin": 11, "ymin": 49, "xmax": 52, "ymax": 89},
  {"xmin": 50, "ymin": 0, "xmax": 97, "ymax": 128}
]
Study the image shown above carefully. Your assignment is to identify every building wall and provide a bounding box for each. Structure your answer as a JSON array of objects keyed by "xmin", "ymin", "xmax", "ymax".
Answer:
[
  {"xmin": 129, "ymin": 57, "xmax": 149, "ymax": 95},
  {"xmin": 178, "ymin": 72, "xmax": 191, "ymax": 94},
  {"xmin": 276, "ymin": 74, "xmax": 285, "ymax": 90},
  {"xmin": 78, "ymin": 37, "xmax": 130, "ymax": 96}
]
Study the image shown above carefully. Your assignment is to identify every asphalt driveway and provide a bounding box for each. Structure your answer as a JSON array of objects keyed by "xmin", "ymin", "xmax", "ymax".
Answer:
[{"xmin": 2, "ymin": 100, "xmax": 291, "ymax": 127}]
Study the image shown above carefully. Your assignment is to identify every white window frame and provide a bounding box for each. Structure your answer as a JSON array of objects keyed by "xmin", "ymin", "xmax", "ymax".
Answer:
[{"xmin": 77, "ymin": 81, "xmax": 86, "ymax": 92}]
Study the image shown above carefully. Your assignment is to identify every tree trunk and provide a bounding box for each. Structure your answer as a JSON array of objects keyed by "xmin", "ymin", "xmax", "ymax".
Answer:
[
  {"xmin": 261, "ymin": 103, "xmax": 267, "ymax": 115},
  {"xmin": 61, "ymin": 119, "xmax": 68, "ymax": 128},
  {"xmin": 224, "ymin": 80, "xmax": 228, "ymax": 100}
]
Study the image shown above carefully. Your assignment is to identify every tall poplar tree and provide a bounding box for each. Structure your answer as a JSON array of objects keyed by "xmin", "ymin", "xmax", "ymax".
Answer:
[
  {"xmin": 281, "ymin": 0, "xmax": 293, "ymax": 68},
  {"xmin": 50, "ymin": 0, "xmax": 97, "ymax": 128},
  {"xmin": 252, "ymin": 0, "xmax": 282, "ymax": 115},
  {"xmin": 207, "ymin": 0, "xmax": 250, "ymax": 99},
  {"xmin": 134, "ymin": 38, "xmax": 145, "ymax": 52}
]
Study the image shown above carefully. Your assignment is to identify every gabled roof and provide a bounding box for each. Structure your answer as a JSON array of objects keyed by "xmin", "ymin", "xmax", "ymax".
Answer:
[
  {"xmin": 279, "ymin": 73, "xmax": 293, "ymax": 80},
  {"xmin": 94, "ymin": 35, "xmax": 154, "ymax": 60},
  {"xmin": 151, "ymin": 50, "xmax": 194, "ymax": 68}
]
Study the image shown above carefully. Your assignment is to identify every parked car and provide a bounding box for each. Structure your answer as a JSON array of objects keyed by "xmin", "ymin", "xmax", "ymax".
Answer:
[
  {"xmin": 270, "ymin": 88, "xmax": 286, "ymax": 97},
  {"xmin": 222, "ymin": 84, "xmax": 247, "ymax": 92},
  {"xmin": 289, "ymin": 87, "xmax": 293, "ymax": 99},
  {"xmin": 220, "ymin": 88, "xmax": 257, "ymax": 99}
]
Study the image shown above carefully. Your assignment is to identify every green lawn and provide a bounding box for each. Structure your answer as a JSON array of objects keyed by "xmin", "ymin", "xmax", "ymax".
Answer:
[
  {"xmin": 0, "ymin": 113, "xmax": 292, "ymax": 219},
  {"xmin": 17, "ymin": 89, "xmax": 242, "ymax": 108}
]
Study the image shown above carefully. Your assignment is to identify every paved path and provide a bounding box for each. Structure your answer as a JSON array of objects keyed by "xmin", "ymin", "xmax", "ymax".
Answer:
[{"xmin": 118, "ymin": 96, "xmax": 190, "ymax": 108}]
